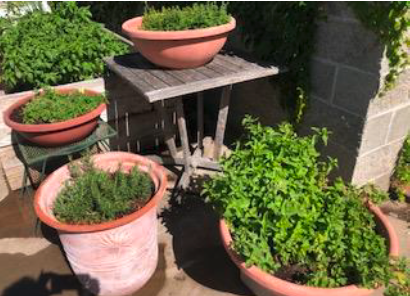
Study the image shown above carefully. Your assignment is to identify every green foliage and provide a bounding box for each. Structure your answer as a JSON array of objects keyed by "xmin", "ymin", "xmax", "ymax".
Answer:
[
  {"xmin": 392, "ymin": 136, "xmax": 410, "ymax": 202},
  {"xmin": 359, "ymin": 184, "xmax": 389, "ymax": 205},
  {"xmin": 54, "ymin": 155, "xmax": 153, "ymax": 225},
  {"xmin": 142, "ymin": 3, "xmax": 230, "ymax": 31},
  {"xmin": 349, "ymin": 2, "xmax": 409, "ymax": 93},
  {"xmin": 0, "ymin": 2, "xmax": 128, "ymax": 92},
  {"xmin": 228, "ymin": 2, "xmax": 319, "ymax": 122},
  {"xmin": 21, "ymin": 88, "xmax": 106, "ymax": 124},
  {"xmin": 384, "ymin": 257, "xmax": 410, "ymax": 296},
  {"xmin": 203, "ymin": 116, "xmax": 391, "ymax": 288}
]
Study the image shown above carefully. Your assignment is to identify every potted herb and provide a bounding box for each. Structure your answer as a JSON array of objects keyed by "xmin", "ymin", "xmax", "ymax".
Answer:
[
  {"xmin": 34, "ymin": 152, "xmax": 167, "ymax": 296},
  {"xmin": 391, "ymin": 136, "xmax": 410, "ymax": 203},
  {"xmin": 122, "ymin": 3, "xmax": 235, "ymax": 69},
  {"xmin": 3, "ymin": 88, "xmax": 107, "ymax": 146},
  {"xmin": 203, "ymin": 117, "xmax": 399, "ymax": 296}
]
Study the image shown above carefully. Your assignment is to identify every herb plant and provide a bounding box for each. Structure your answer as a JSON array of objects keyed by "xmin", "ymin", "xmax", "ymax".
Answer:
[
  {"xmin": 142, "ymin": 3, "xmax": 230, "ymax": 31},
  {"xmin": 392, "ymin": 136, "xmax": 410, "ymax": 202},
  {"xmin": 203, "ymin": 116, "xmax": 391, "ymax": 288},
  {"xmin": 54, "ymin": 155, "xmax": 153, "ymax": 225},
  {"xmin": 21, "ymin": 88, "xmax": 107, "ymax": 124},
  {"xmin": 384, "ymin": 258, "xmax": 410, "ymax": 296},
  {"xmin": 0, "ymin": 2, "xmax": 128, "ymax": 92}
]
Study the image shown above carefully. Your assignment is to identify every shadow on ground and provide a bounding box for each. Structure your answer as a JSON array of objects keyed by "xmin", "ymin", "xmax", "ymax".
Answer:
[{"xmin": 160, "ymin": 191, "xmax": 250, "ymax": 296}]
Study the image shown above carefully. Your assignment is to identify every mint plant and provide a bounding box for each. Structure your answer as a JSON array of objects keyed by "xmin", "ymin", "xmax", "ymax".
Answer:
[
  {"xmin": 142, "ymin": 3, "xmax": 230, "ymax": 31},
  {"xmin": 0, "ymin": 2, "xmax": 128, "ymax": 92},
  {"xmin": 21, "ymin": 88, "xmax": 107, "ymax": 124},
  {"xmin": 54, "ymin": 155, "xmax": 153, "ymax": 225},
  {"xmin": 203, "ymin": 116, "xmax": 392, "ymax": 288}
]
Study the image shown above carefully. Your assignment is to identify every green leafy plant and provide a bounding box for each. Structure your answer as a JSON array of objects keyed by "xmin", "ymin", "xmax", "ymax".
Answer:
[
  {"xmin": 20, "ymin": 88, "xmax": 107, "ymax": 124},
  {"xmin": 203, "ymin": 116, "xmax": 392, "ymax": 288},
  {"xmin": 142, "ymin": 3, "xmax": 230, "ymax": 31},
  {"xmin": 0, "ymin": 2, "xmax": 129, "ymax": 92},
  {"xmin": 391, "ymin": 136, "xmax": 410, "ymax": 202},
  {"xmin": 349, "ymin": 2, "xmax": 409, "ymax": 93},
  {"xmin": 384, "ymin": 258, "xmax": 410, "ymax": 296},
  {"xmin": 54, "ymin": 155, "xmax": 153, "ymax": 225}
]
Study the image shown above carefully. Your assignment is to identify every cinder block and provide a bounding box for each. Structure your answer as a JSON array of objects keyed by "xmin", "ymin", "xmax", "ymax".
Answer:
[
  {"xmin": 310, "ymin": 59, "xmax": 337, "ymax": 102},
  {"xmin": 387, "ymin": 105, "xmax": 410, "ymax": 142},
  {"xmin": 353, "ymin": 140, "xmax": 404, "ymax": 186},
  {"xmin": 301, "ymin": 98, "xmax": 364, "ymax": 151},
  {"xmin": 314, "ymin": 19, "xmax": 384, "ymax": 74},
  {"xmin": 333, "ymin": 67, "xmax": 380, "ymax": 116},
  {"xmin": 359, "ymin": 112, "xmax": 392, "ymax": 153}
]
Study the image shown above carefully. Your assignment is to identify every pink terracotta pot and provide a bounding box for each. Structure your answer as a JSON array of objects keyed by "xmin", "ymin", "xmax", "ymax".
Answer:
[
  {"xmin": 34, "ymin": 152, "xmax": 168, "ymax": 296},
  {"xmin": 122, "ymin": 16, "xmax": 236, "ymax": 69},
  {"xmin": 3, "ymin": 88, "xmax": 106, "ymax": 147},
  {"xmin": 220, "ymin": 203, "xmax": 400, "ymax": 296}
]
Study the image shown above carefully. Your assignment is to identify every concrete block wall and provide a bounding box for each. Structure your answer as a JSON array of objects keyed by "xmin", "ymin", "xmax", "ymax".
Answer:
[{"xmin": 304, "ymin": 2, "xmax": 410, "ymax": 189}]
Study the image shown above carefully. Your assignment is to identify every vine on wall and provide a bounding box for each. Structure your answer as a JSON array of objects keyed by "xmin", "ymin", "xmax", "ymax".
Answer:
[
  {"xmin": 228, "ymin": 2, "xmax": 319, "ymax": 123},
  {"xmin": 349, "ymin": 2, "xmax": 409, "ymax": 93}
]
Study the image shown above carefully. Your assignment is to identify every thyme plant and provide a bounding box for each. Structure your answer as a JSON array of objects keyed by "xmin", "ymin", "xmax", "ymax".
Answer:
[
  {"xmin": 54, "ymin": 156, "xmax": 153, "ymax": 225},
  {"xmin": 21, "ymin": 88, "xmax": 107, "ymax": 124}
]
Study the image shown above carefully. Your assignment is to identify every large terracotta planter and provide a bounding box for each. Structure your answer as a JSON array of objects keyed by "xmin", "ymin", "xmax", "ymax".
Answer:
[
  {"xmin": 122, "ymin": 16, "xmax": 236, "ymax": 69},
  {"xmin": 220, "ymin": 203, "xmax": 400, "ymax": 296},
  {"xmin": 34, "ymin": 152, "xmax": 168, "ymax": 296},
  {"xmin": 3, "ymin": 88, "xmax": 106, "ymax": 147}
]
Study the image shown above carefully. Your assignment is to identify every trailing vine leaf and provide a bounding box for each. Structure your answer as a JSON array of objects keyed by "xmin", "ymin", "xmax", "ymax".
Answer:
[{"xmin": 349, "ymin": 2, "xmax": 409, "ymax": 93}]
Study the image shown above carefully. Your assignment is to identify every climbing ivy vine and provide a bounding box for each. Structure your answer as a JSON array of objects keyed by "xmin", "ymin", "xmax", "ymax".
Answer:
[
  {"xmin": 349, "ymin": 2, "xmax": 409, "ymax": 93},
  {"xmin": 228, "ymin": 2, "xmax": 319, "ymax": 123}
]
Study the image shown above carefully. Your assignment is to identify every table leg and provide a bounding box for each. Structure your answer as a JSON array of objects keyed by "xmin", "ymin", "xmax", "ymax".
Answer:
[
  {"xmin": 213, "ymin": 85, "xmax": 232, "ymax": 160},
  {"xmin": 197, "ymin": 92, "xmax": 204, "ymax": 153},
  {"xmin": 176, "ymin": 97, "xmax": 192, "ymax": 189},
  {"xmin": 154, "ymin": 101, "xmax": 178, "ymax": 158}
]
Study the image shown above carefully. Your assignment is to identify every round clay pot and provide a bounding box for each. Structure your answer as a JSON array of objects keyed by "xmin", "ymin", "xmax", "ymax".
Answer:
[
  {"xmin": 220, "ymin": 203, "xmax": 400, "ymax": 296},
  {"xmin": 122, "ymin": 16, "xmax": 236, "ymax": 69},
  {"xmin": 3, "ymin": 88, "xmax": 106, "ymax": 147},
  {"xmin": 34, "ymin": 152, "xmax": 168, "ymax": 296}
]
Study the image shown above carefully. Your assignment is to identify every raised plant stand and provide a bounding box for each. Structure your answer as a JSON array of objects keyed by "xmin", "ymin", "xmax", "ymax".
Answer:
[
  {"xmin": 105, "ymin": 52, "xmax": 281, "ymax": 190},
  {"xmin": 15, "ymin": 120, "xmax": 117, "ymax": 195}
]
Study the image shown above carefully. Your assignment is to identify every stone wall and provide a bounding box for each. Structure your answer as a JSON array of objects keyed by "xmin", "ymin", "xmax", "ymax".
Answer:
[{"xmin": 303, "ymin": 2, "xmax": 410, "ymax": 189}]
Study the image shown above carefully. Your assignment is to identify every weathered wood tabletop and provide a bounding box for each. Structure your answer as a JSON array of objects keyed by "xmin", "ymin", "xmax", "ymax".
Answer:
[{"xmin": 105, "ymin": 52, "xmax": 281, "ymax": 191}]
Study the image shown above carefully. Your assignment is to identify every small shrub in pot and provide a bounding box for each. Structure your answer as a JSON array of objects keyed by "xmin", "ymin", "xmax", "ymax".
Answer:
[
  {"xmin": 35, "ymin": 152, "xmax": 168, "ymax": 296},
  {"xmin": 122, "ymin": 3, "xmax": 236, "ymax": 69},
  {"xmin": 203, "ymin": 116, "xmax": 400, "ymax": 296},
  {"xmin": 3, "ymin": 88, "xmax": 107, "ymax": 146}
]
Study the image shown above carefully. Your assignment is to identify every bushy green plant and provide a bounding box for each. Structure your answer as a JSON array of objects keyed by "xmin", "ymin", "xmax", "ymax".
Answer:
[
  {"xmin": 392, "ymin": 136, "xmax": 410, "ymax": 202},
  {"xmin": 384, "ymin": 258, "xmax": 410, "ymax": 296},
  {"xmin": 142, "ymin": 3, "xmax": 230, "ymax": 31},
  {"xmin": 54, "ymin": 155, "xmax": 153, "ymax": 225},
  {"xmin": 21, "ymin": 88, "xmax": 106, "ymax": 124},
  {"xmin": 0, "ymin": 2, "xmax": 128, "ymax": 92},
  {"xmin": 203, "ymin": 116, "xmax": 391, "ymax": 288}
]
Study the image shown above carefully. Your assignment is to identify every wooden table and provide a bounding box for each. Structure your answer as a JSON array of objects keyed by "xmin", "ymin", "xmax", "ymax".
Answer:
[{"xmin": 105, "ymin": 52, "xmax": 281, "ymax": 190}]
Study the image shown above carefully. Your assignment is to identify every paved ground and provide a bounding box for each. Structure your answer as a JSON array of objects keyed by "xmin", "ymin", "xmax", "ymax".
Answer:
[{"xmin": 0, "ymin": 187, "xmax": 408, "ymax": 296}]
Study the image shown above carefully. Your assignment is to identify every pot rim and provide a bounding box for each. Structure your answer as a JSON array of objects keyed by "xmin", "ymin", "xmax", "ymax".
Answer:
[
  {"xmin": 34, "ymin": 152, "xmax": 168, "ymax": 233},
  {"xmin": 122, "ymin": 16, "xmax": 236, "ymax": 41},
  {"xmin": 3, "ymin": 87, "xmax": 106, "ymax": 133},
  {"xmin": 219, "ymin": 202, "xmax": 400, "ymax": 295}
]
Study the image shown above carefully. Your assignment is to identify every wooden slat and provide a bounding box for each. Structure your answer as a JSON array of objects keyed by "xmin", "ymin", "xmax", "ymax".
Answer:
[
  {"xmin": 154, "ymin": 101, "xmax": 178, "ymax": 158},
  {"xmin": 105, "ymin": 53, "xmax": 280, "ymax": 103},
  {"xmin": 197, "ymin": 92, "xmax": 204, "ymax": 152},
  {"xmin": 175, "ymin": 97, "xmax": 192, "ymax": 183}
]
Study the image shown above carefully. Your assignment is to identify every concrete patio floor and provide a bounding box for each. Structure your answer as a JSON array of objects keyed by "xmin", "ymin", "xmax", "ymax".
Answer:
[{"xmin": 0, "ymin": 187, "xmax": 408, "ymax": 296}]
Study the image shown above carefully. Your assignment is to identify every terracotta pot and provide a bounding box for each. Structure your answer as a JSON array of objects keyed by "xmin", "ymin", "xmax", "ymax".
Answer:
[
  {"xmin": 34, "ymin": 152, "xmax": 168, "ymax": 296},
  {"xmin": 122, "ymin": 16, "xmax": 236, "ymax": 69},
  {"xmin": 220, "ymin": 203, "xmax": 400, "ymax": 296},
  {"xmin": 3, "ymin": 88, "xmax": 106, "ymax": 147}
]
